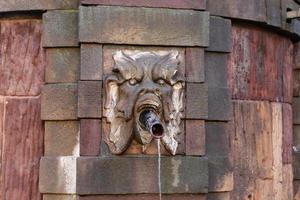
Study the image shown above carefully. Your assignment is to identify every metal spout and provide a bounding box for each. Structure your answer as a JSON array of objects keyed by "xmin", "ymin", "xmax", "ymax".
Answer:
[{"xmin": 139, "ymin": 110, "xmax": 164, "ymax": 138}]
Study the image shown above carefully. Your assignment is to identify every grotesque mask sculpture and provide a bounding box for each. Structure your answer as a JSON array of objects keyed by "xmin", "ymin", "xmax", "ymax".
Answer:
[{"xmin": 104, "ymin": 50, "xmax": 184, "ymax": 155}]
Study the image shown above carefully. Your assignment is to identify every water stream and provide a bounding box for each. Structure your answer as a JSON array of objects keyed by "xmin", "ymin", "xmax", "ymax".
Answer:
[{"xmin": 157, "ymin": 139, "xmax": 162, "ymax": 200}]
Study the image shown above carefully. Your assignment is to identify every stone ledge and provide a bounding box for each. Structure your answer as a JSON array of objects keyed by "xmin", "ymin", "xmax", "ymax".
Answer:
[
  {"xmin": 77, "ymin": 156, "xmax": 208, "ymax": 194},
  {"xmin": 79, "ymin": 6, "xmax": 209, "ymax": 46}
]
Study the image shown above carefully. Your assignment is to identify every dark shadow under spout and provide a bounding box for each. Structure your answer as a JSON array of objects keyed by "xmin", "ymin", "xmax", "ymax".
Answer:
[{"xmin": 139, "ymin": 110, "xmax": 164, "ymax": 139}]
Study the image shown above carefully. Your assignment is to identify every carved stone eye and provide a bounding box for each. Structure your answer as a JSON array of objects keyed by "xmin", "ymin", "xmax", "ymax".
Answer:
[
  {"xmin": 129, "ymin": 79, "xmax": 137, "ymax": 85},
  {"xmin": 157, "ymin": 79, "xmax": 166, "ymax": 85}
]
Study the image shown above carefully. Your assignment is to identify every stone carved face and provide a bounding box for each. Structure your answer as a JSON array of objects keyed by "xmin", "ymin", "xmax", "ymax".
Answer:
[{"xmin": 104, "ymin": 50, "xmax": 184, "ymax": 155}]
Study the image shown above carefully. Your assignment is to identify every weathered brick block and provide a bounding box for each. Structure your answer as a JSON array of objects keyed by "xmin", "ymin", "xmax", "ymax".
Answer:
[
  {"xmin": 206, "ymin": 17, "xmax": 232, "ymax": 53},
  {"xmin": 41, "ymin": 84, "xmax": 78, "ymax": 120},
  {"xmin": 185, "ymin": 48, "xmax": 205, "ymax": 83},
  {"xmin": 294, "ymin": 97, "xmax": 300, "ymax": 124},
  {"xmin": 77, "ymin": 157, "xmax": 208, "ymax": 194},
  {"xmin": 208, "ymin": 156, "xmax": 233, "ymax": 192},
  {"xmin": 45, "ymin": 121, "xmax": 79, "ymax": 156},
  {"xmin": 208, "ymin": 192, "xmax": 230, "ymax": 200},
  {"xmin": 78, "ymin": 81, "xmax": 102, "ymax": 118},
  {"xmin": 43, "ymin": 10, "xmax": 78, "ymax": 47},
  {"xmin": 185, "ymin": 120, "xmax": 205, "ymax": 156},
  {"xmin": 43, "ymin": 195, "xmax": 79, "ymax": 200},
  {"xmin": 79, "ymin": 6, "xmax": 209, "ymax": 46},
  {"xmin": 282, "ymin": 103, "xmax": 293, "ymax": 164},
  {"xmin": 0, "ymin": 0, "xmax": 79, "ymax": 12},
  {"xmin": 81, "ymin": 0, "xmax": 206, "ymax": 10},
  {"xmin": 79, "ymin": 194, "xmax": 206, "ymax": 200},
  {"xmin": 186, "ymin": 83, "xmax": 208, "ymax": 119},
  {"xmin": 208, "ymin": 87, "xmax": 232, "ymax": 121},
  {"xmin": 39, "ymin": 156, "xmax": 77, "ymax": 194},
  {"xmin": 46, "ymin": 48, "xmax": 80, "ymax": 83},
  {"xmin": 205, "ymin": 53, "xmax": 228, "ymax": 88},
  {"xmin": 80, "ymin": 119, "xmax": 101, "ymax": 156},
  {"xmin": 81, "ymin": 44, "xmax": 103, "ymax": 80}
]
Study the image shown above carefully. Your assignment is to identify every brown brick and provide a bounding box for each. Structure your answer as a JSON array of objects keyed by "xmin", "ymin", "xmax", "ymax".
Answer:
[
  {"xmin": 79, "ymin": 6, "xmax": 209, "ymax": 46},
  {"xmin": 205, "ymin": 53, "xmax": 228, "ymax": 88},
  {"xmin": 80, "ymin": 119, "xmax": 101, "ymax": 156},
  {"xmin": 81, "ymin": 0, "xmax": 206, "ymax": 10},
  {"xmin": 0, "ymin": 0, "xmax": 78, "ymax": 12},
  {"xmin": 39, "ymin": 156, "xmax": 77, "ymax": 194},
  {"xmin": 206, "ymin": 17, "xmax": 232, "ymax": 53},
  {"xmin": 208, "ymin": 156, "xmax": 233, "ymax": 192},
  {"xmin": 45, "ymin": 121, "xmax": 79, "ymax": 156},
  {"xmin": 185, "ymin": 120, "xmax": 205, "ymax": 156},
  {"xmin": 41, "ymin": 84, "xmax": 78, "ymax": 120},
  {"xmin": 186, "ymin": 83, "xmax": 208, "ymax": 119},
  {"xmin": 81, "ymin": 44, "xmax": 103, "ymax": 81},
  {"xmin": 79, "ymin": 194, "xmax": 207, "ymax": 200},
  {"xmin": 294, "ymin": 97, "xmax": 300, "ymax": 124},
  {"xmin": 43, "ymin": 195, "xmax": 79, "ymax": 200},
  {"xmin": 46, "ymin": 48, "xmax": 80, "ymax": 83},
  {"xmin": 78, "ymin": 81, "xmax": 102, "ymax": 118},
  {"xmin": 0, "ymin": 20, "xmax": 45, "ymax": 96},
  {"xmin": 208, "ymin": 192, "xmax": 230, "ymax": 200},
  {"xmin": 77, "ymin": 157, "xmax": 208, "ymax": 194},
  {"xmin": 43, "ymin": 10, "xmax": 79, "ymax": 47},
  {"xmin": 208, "ymin": 87, "xmax": 232, "ymax": 121},
  {"xmin": 282, "ymin": 103, "xmax": 292, "ymax": 164},
  {"xmin": 185, "ymin": 48, "xmax": 205, "ymax": 83}
]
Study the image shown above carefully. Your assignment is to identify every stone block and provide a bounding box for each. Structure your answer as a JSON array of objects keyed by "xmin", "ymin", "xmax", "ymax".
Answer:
[
  {"xmin": 186, "ymin": 83, "xmax": 208, "ymax": 119},
  {"xmin": 294, "ymin": 97, "xmax": 300, "ymax": 124},
  {"xmin": 46, "ymin": 48, "xmax": 80, "ymax": 83},
  {"xmin": 79, "ymin": 6, "xmax": 209, "ymax": 47},
  {"xmin": 77, "ymin": 156, "xmax": 208, "ymax": 194},
  {"xmin": 41, "ymin": 84, "xmax": 78, "ymax": 120},
  {"xmin": 39, "ymin": 156, "xmax": 77, "ymax": 194},
  {"xmin": 206, "ymin": 17, "xmax": 232, "ymax": 53},
  {"xmin": 80, "ymin": 0, "xmax": 206, "ymax": 10},
  {"xmin": 79, "ymin": 194, "xmax": 207, "ymax": 200},
  {"xmin": 78, "ymin": 81, "xmax": 102, "ymax": 118},
  {"xmin": 208, "ymin": 87, "xmax": 232, "ymax": 121},
  {"xmin": 0, "ymin": 20, "xmax": 45, "ymax": 96},
  {"xmin": 295, "ymin": 42, "xmax": 300, "ymax": 69},
  {"xmin": 0, "ymin": 0, "xmax": 79, "ymax": 12},
  {"xmin": 206, "ymin": 122, "xmax": 230, "ymax": 157},
  {"xmin": 45, "ymin": 121, "xmax": 79, "ymax": 156},
  {"xmin": 294, "ymin": 70, "xmax": 300, "ymax": 97},
  {"xmin": 266, "ymin": 0, "xmax": 282, "ymax": 27},
  {"xmin": 81, "ymin": 44, "xmax": 103, "ymax": 80},
  {"xmin": 294, "ymin": 125, "xmax": 300, "ymax": 149},
  {"xmin": 205, "ymin": 53, "xmax": 228, "ymax": 88},
  {"xmin": 294, "ymin": 152, "xmax": 300, "ymax": 179},
  {"xmin": 44, "ymin": 195, "xmax": 79, "ymax": 200},
  {"xmin": 208, "ymin": 156, "xmax": 233, "ymax": 192},
  {"xmin": 43, "ymin": 10, "xmax": 79, "ymax": 47},
  {"xmin": 282, "ymin": 103, "xmax": 293, "ymax": 164},
  {"xmin": 208, "ymin": 192, "xmax": 230, "ymax": 200},
  {"xmin": 80, "ymin": 119, "xmax": 101, "ymax": 156},
  {"xmin": 185, "ymin": 120, "xmax": 205, "ymax": 156},
  {"xmin": 185, "ymin": 48, "xmax": 205, "ymax": 83}
]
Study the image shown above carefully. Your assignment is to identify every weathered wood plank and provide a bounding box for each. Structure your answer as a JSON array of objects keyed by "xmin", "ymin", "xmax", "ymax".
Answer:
[
  {"xmin": 1, "ymin": 97, "xmax": 43, "ymax": 200},
  {"xmin": 0, "ymin": 20, "xmax": 45, "ymax": 96}
]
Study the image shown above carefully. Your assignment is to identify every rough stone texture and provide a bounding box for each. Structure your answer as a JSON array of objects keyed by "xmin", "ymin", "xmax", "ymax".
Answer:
[
  {"xmin": 294, "ymin": 97, "xmax": 300, "ymax": 124},
  {"xmin": 45, "ymin": 121, "xmax": 79, "ymax": 156},
  {"xmin": 266, "ymin": 0, "xmax": 282, "ymax": 27},
  {"xmin": 206, "ymin": 122, "xmax": 230, "ymax": 157},
  {"xmin": 81, "ymin": 44, "xmax": 103, "ymax": 81},
  {"xmin": 41, "ymin": 84, "xmax": 78, "ymax": 120},
  {"xmin": 228, "ymin": 24, "xmax": 293, "ymax": 102},
  {"xmin": 39, "ymin": 156, "xmax": 77, "ymax": 194},
  {"xmin": 282, "ymin": 164, "xmax": 293, "ymax": 200},
  {"xmin": 294, "ymin": 70, "xmax": 300, "ymax": 97},
  {"xmin": 185, "ymin": 120, "xmax": 205, "ymax": 156},
  {"xmin": 294, "ymin": 153, "xmax": 300, "ymax": 179},
  {"xmin": 185, "ymin": 48, "xmax": 205, "ymax": 83},
  {"xmin": 186, "ymin": 83, "xmax": 208, "ymax": 119},
  {"xmin": 78, "ymin": 81, "xmax": 102, "ymax": 118},
  {"xmin": 79, "ymin": 6, "xmax": 209, "ymax": 47},
  {"xmin": 81, "ymin": 0, "xmax": 206, "ymax": 10},
  {"xmin": 206, "ymin": 17, "xmax": 232, "ymax": 53},
  {"xmin": 282, "ymin": 103, "xmax": 292, "ymax": 164},
  {"xmin": 0, "ymin": 97, "xmax": 43, "ymax": 200},
  {"xmin": 207, "ymin": 192, "xmax": 230, "ymax": 200},
  {"xmin": 80, "ymin": 119, "xmax": 101, "ymax": 156},
  {"xmin": 208, "ymin": 157, "xmax": 233, "ymax": 192},
  {"xmin": 0, "ymin": 20, "xmax": 45, "ymax": 96},
  {"xmin": 44, "ymin": 195, "xmax": 79, "ymax": 200},
  {"xmin": 46, "ymin": 48, "xmax": 80, "ymax": 83},
  {"xmin": 0, "ymin": 0, "xmax": 79, "ymax": 12},
  {"xmin": 208, "ymin": 87, "xmax": 232, "ymax": 121},
  {"xmin": 77, "ymin": 157, "xmax": 208, "ymax": 194},
  {"xmin": 205, "ymin": 53, "xmax": 228, "ymax": 88},
  {"xmin": 207, "ymin": 0, "xmax": 267, "ymax": 22},
  {"xmin": 79, "ymin": 194, "xmax": 207, "ymax": 200},
  {"xmin": 295, "ymin": 125, "xmax": 300, "ymax": 150},
  {"xmin": 295, "ymin": 42, "xmax": 300, "ymax": 69},
  {"xmin": 43, "ymin": 10, "xmax": 79, "ymax": 47}
]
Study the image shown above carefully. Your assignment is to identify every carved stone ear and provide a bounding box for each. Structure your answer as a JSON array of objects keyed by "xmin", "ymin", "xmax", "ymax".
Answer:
[{"xmin": 104, "ymin": 75, "xmax": 134, "ymax": 154}]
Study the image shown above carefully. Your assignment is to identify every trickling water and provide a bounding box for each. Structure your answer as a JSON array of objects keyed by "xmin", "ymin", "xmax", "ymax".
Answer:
[{"xmin": 157, "ymin": 139, "xmax": 162, "ymax": 200}]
